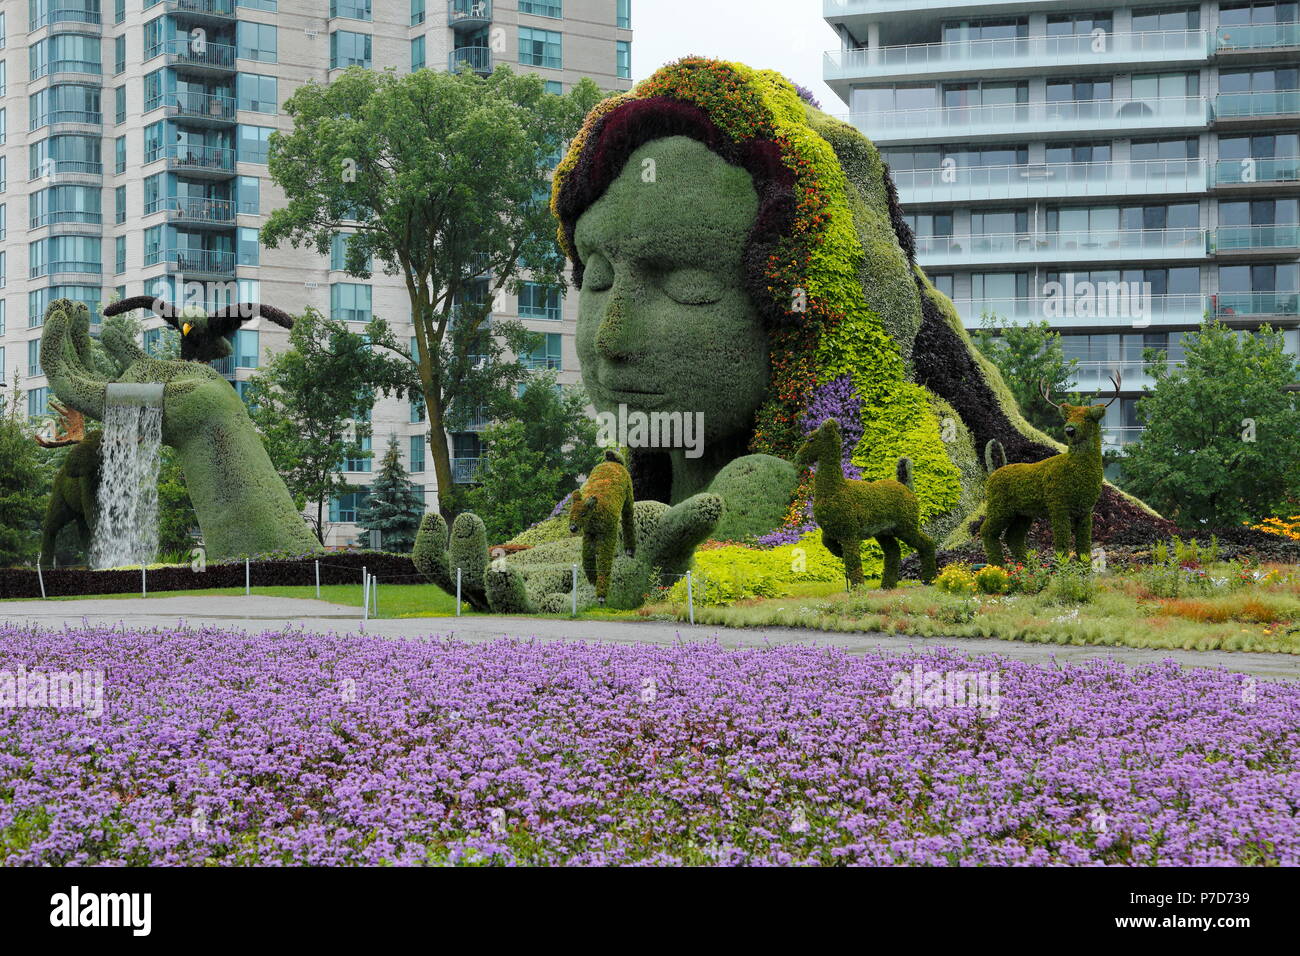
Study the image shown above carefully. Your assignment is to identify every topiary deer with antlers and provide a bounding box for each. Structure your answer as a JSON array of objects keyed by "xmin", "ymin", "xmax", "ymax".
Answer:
[
  {"xmin": 796, "ymin": 418, "xmax": 936, "ymax": 590},
  {"xmin": 981, "ymin": 372, "xmax": 1121, "ymax": 568}
]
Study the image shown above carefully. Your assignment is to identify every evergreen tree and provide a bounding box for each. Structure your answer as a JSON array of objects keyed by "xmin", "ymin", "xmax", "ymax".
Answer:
[
  {"xmin": 353, "ymin": 433, "xmax": 425, "ymax": 552},
  {"xmin": 0, "ymin": 379, "xmax": 51, "ymax": 567}
]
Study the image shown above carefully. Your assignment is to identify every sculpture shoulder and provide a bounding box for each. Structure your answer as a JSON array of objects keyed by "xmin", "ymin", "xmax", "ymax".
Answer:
[{"xmin": 706, "ymin": 454, "xmax": 799, "ymax": 541}]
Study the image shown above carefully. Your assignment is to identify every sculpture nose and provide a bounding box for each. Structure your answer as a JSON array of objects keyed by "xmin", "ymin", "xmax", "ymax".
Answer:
[
  {"xmin": 1065, "ymin": 426, "xmax": 1077, "ymax": 438},
  {"xmin": 595, "ymin": 296, "xmax": 635, "ymax": 362}
]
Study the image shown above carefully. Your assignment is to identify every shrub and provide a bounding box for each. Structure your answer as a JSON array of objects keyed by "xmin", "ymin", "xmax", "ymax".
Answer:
[
  {"xmin": 1047, "ymin": 560, "xmax": 1096, "ymax": 605},
  {"xmin": 974, "ymin": 564, "xmax": 1010, "ymax": 594},
  {"xmin": 663, "ymin": 531, "xmax": 851, "ymax": 606},
  {"xmin": 1007, "ymin": 552, "xmax": 1052, "ymax": 595},
  {"xmin": 934, "ymin": 563, "xmax": 977, "ymax": 595}
]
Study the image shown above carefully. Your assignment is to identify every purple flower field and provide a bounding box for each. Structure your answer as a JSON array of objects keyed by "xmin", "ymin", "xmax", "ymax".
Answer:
[{"xmin": 1, "ymin": 624, "xmax": 1297, "ymax": 866}]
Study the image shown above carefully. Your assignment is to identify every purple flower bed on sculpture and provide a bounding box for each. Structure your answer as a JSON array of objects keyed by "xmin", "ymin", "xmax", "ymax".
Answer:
[{"xmin": 2, "ymin": 626, "xmax": 1297, "ymax": 866}]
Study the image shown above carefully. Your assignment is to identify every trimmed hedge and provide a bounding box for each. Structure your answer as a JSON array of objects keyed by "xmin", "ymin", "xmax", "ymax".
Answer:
[{"xmin": 0, "ymin": 552, "xmax": 415, "ymax": 601}]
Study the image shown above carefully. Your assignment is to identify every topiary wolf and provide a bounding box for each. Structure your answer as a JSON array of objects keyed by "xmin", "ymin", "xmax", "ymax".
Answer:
[
  {"xmin": 36, "ymin": 401, "xmax": 102, "ymax": 567},
  {"xmin": 796, "ymin": 418, "xmax": 936, "ymax": 590},
  {"xmin": 568, "ymin": 449, "xmax": 636, "ymax": 603},
  {"xmin": 981, "ymin": 374, "xmax": 1120, "ymax": 567}
]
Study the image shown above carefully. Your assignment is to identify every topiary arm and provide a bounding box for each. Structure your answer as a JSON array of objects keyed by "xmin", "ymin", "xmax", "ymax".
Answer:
[{"xmin": 40, "ymin": 300, "xmax": 109, "ymax": 421}]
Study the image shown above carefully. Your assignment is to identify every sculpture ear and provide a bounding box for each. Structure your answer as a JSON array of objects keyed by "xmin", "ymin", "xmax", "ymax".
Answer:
[
  {"xmin": 1087, "ymin": 405, "xmax": 1106, "ymax": 422},
  {"xmin": 1059, "ymin": 405, "xmax": 1071, "ymax": 421},
  {"xmin": 569, "ymin": 490, "xmax": 583, "ymax": 509}
]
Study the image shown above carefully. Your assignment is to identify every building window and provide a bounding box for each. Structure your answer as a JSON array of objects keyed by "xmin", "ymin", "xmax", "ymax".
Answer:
[
  {"xmin": 235, "ymin": 328, "xmax": 259, "ymax": 368},
  {"xmin": 331, "ymin": 233, "xmax": 371, "ymax": 272},
  {"xmin": 237, "ymin": 125, "xmax": 272, "ymax": 163},
  {"xmin": 409, "ymin": 434, "xmax": 426, "ymax": 472},
  {"xmin": 411, "ymin": 0, "xmax": 425, "ymax": 24},
  {"xmin": 236, "ymin": 22, "xmax": 278, "ymax": 64},
  {"xmin": 329, "ymin": 488, "xmax": 369, "ymax": 523},
  {"xmin": 522, "ymin": 332, "xmax": 562, "ymax": 369},
  {"xmin": 411, "ymin": 35, "xmax": 425, "ymax": 72},
  {"xmin": 115, "ymin": 185, "xmax": 126, "ymax": 223},
  {"xmin": 331, "ymin": 0, "xmax": 372, "ymax": 20},
  {"xmin": 519, "ymin": 281, "xmax": 561, "ymax": 319},
  {"xmin": 545, "ymin": 80, "xmax": 563, "ymax": 95},
  {"xmin": 330, "ymin": 30, "xmax": 372, "ymax": 69},
  {"xmin": 0, "ymin": 203, "xmax": 5, "ymax": 240},
  {"xmin": 115, "ymin": 0, "xmax": 125, "ymax": 24},
  {"xmin": 617, "ymin": 0, "xmax": 630, "ymax": 29},
  {"xmin": 115, "ymin": 235, "xmax": 126, "ymax": 274},
  {"xmin": 519, "ymin": 0, "xmax": 562, "ymax": 16},
  {"xmin": 330, "ymin": 282, "xmax": 372, "ymax": 322},
  {"xmin": 0, "ymin": 347, "xmax": 5, "ymax": 384},
  {"xmin": 30, "ymin": 34, "xmax": 102, "ymax": 81},
  {"xmin": 115, "ymin": 135, "xmax": 126, "ymax": 173},
  {"xmin": 343, "ymin": 430, "xmax": 372, "ymax": 472},
  {"xmin": 518, "ymin": 27, "xmax": 562, "ymax": 69},
  {"xmin": 237, "ymin": 226, "xmax": 260, "ymax": 266},
  {"xmin": 113, "ymin": 85, "xmax": 125, "ymax": 125},
  {"xmin": 29, "ymin": 338, "xmax": 42, "ymax": 377},
  {"xmin": 236, "ymin": 175, "xmax": 260, "ymax": 215},
  {"xmin": 410, "ymin": 393, "xmax": 426, "ymax": 423},
  {"xmin": 616, "ymin": 40, "xmax": 630, "ymax": 80},
  {"xmin": 28, "ymin": 387, "xmax": 51, "ymax": 418},
  {"xmin": 237, "ymin": 73, "xmax": 277, "ymax": 113},
  {"xmin": 114, "ymin": 35, "xmax": 126, "ymax": 75}
]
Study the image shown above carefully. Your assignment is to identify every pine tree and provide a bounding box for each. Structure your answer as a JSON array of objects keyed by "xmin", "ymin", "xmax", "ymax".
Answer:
[
  {"xmin": 353, "ymin": 433, "xmax": 425, "ymax": 552},
  {"xmin": 0, "ymin": 379, "xmax": 51, "ymax": 567}
]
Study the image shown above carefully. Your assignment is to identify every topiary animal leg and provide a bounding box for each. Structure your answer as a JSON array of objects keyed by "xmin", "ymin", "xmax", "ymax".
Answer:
[
  {"xmin": 580, "ymin": 535, "xmax": 598, "ymax": 587},
  {"xmin": 842, "ymin": 538, "xmax": 865, "ymax": 588},
  {"xmin": 981, "ymin": 514, "xmax": 1009, "ymax": 568},
  {"xmin": 878, "ymin": 535, "xmax": 901, "ymax": 590},
  {"xmin": 1072, "ymin": 514, "xmax": 1093, "ymax": 562},
  {"xmin": 39, "ymin": 496, "xmax": 67, "ymax": 567},
  {"xmin": 1049, "ymin": 511, "xmax": 1073, "ymax": 561},
  {"xmin": 1004, "ymin": 516, "xmax": 1032, "ymax": 566},
  {"xmin": 822, "ymin": 530, "xmax": 843, "ymax": 559},
  {"xmin": 902, "ymin": 528, "xmax": 937, "ymax": 584}
]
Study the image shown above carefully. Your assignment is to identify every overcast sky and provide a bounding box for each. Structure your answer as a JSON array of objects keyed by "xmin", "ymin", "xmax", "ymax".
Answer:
[{"xmin": 629, "ymin": 0, "xmax": 842, "ymax": 112}]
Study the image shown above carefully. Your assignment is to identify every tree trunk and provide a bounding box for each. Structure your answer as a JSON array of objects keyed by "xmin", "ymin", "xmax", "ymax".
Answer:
[{"xmin": 427, "ymin": 397, "xmax": 455, "ymax": 521}]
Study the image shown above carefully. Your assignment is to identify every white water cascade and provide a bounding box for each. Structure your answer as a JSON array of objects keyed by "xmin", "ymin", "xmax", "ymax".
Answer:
[{"xmin": 90, "ymin": 384, "xmax": 165, "ymax": 570}]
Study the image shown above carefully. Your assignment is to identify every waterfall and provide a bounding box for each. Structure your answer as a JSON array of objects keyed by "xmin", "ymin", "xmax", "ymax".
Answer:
[{"xmin": 90, "ymin": 386, "xmax": 165, "ymax": 570}]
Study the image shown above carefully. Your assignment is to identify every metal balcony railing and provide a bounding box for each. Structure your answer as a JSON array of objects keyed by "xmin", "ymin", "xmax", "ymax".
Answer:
[
  {"xmin": 826, "ymin": 29, "xmax": 1207, "ymax": 77},
  {"xmin": 848, "ymin": 96, "xmax": 1209, "ymax": 140},
  {"xmin": 953, "ymin": 293, "xmax": 1208, "ymax": 327},
  {"xmin": 30, "ymin": 6, "xmax": 103, "ymax": 29},
  {"xmin": 160, "ymin": 90, "xmax": 238, "ymax": 120},
  {"xmin": 146, "ymin": 248, "xmax": 236, "ymax": 276},
  {"xmin": 28, "ymin": 159, "xmax": 103, "ymax": 179},
  {"xmin": 449, "ymin": 46, "xmax": 492, "ymax": 74},
  {"xmin": 519, "ymin": 355, "xmax": 561, "ymax": 370},
  {"xmin": 151, "ymin": 143, "xmax": 238, "ymax": 173},
  {"xmin": 1210, "ymin": 292, "xmax": 1300, "ymax": 317},
  {"xmin": 452, "ymin": 458, "xmax": 481, "ymax": 484},
  {"xmin": 29, "ymin": 210, "xmax": 103, "ymax": 228},
  {"xmin": 891, "ymin": 158, "xmax": 1208, "ymax": 199},
  {"xmin": 916, "ymin": 227, "xmax": 1208, "ymax": 263},
  {"xmin": 31, "ymin": 259, "xmax": 102, "ymax": 279},
  {"xmin": 448, "ymin": 0, "xmax": 492, "ymax": 30},
  {"xmin": 30, "ymin": 109, "xmax": 102, "ymax": 130},
  {"xmin": 1213, "ymin": 156, "xmax": 1300, "ymax": 186},
  {"xmin": 165, "ymin": 0, "xmax": 237, "ymax": 18},
  {"xmin": 1212, "ymin": 224, "xmax": 1300, "ymax": 252},
  {"xmin": 160, "ymin": 37, "xmax": 237, "ymax": 70},
  {"xmin": 149, "ymin": 197, "xmax": 237, "ymax": 223},
  {"xmin": 31, "ymin": 58, "xmax": 101, "ymax": 81},
  {"xmin": 1215, "ymin": 22, "xmax": 1300, "ymax": 52},
  {"xmin": 1216, "ymin": 90, "xmax": 1300, "ymax": 119}
]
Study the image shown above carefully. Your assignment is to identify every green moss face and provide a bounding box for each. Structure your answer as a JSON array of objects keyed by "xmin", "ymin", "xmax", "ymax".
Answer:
[{"xmin": 574, "ymin": 136, "xmax": 769, "ymax": 487}]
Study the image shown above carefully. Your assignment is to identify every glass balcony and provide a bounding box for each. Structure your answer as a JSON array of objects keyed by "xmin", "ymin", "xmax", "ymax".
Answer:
[
  {"xmin": 849, "ymin": 96, "xmax": 1210, "ymax": 144},
  {"xmin": 1215, "ymin": 22, "xmax": 1300, "ymax": 53},
  {"xmin": 28, "ymin": 159, "xmax": 103, "ymax": 180},
  {"xmin": 826, "ymin": 29, "xmax": 1207, "ymax": 81},
  {"xmin": 452, "ymin": 458, "xmax": 481, "ymax": 484},
  {"xmin": 1213, "ymin": 156, "xmax": 1300, "ymax": 186},
  {"xmin": 449, "ymin": 46, "xmax": 492, "ymax": 75},
  {"xmin": 1215, "ymin": 90, "xmax": 1300, "ymax": 120},
  {"xmin": 448, "ymin": 0, "xmax": 492, "ymax": 30},
  {"xmin": 208, "ymin": 355, "xmax": 235, "ymax": 377},
  {"xmin": 892, "ymin": 159, "xmax": 1208, "ymax": 203},
  {"xmin": 1212, "ymin": 225, "xmax": 1300, "ymax": 253},
  {"xmin": 31, "ymin": 109, "xmax": 102, "ymax": 130},
  {"xmin": 1210, "ymin": 292, "xmax": 1300, "ymax": 318},
  {"xmin": 952, "ymin": 293, "xmax": 1207, "ymax": 329},
  {"xmin": 916, "ymin": 227, "xmax": 1208, "ymax": 266},
  {"xmin": 519, "ymin": 354, "xmax": 562, "ymax": 370}
]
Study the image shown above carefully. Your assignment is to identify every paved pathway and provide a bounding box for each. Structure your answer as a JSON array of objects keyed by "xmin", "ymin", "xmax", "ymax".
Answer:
[{"xmin": 4, "ymin": 594, "xmax": 1298, "ymax": 680}]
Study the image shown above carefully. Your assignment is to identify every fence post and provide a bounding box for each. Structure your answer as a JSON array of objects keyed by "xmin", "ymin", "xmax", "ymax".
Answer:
[
  {"xmin": 245, "ymin": 558, "xmax": 250, "ymax": 597},
  {"xmin": 362, "ymin": 569, "xmax": 369, "ymax": 623},
  {"xmin": 571, "ymin": 563, "xmax": 578, "ymax": 618},
  {"xmin": 315, "ymin": 560, "xmax": 321, "ymax": 600},
  {"xmin": 372, "ymin": 574, "xmax": 378, "ymax": 618},
  {"xmin": 686, "ymin": 570, "xmax": 695, "ymax": 625},
  {"xmin": 456, "ymin": 567, "xmax": 462, "ymax": 617},
  {"xmin": 36, "ymin": 560, "xmax": 47, "ymax": 600},
  {"xmin": 142, "ymin": 564, "xmax": 147, "ymax": 598}
]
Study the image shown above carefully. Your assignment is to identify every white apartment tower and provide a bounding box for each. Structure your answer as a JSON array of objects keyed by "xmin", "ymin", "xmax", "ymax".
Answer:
[{"xmin": 2, "ymin": 0, "xmax": 633, "ymax": 546}]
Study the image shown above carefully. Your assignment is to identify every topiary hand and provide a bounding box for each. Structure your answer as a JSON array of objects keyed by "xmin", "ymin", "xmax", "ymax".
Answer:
[
  {"xmin": 39, "ymin": 298, "xmax": 320, "ymax": 560},
  {"xmin": 605, "ymin": 493, "xmax": 724, "ymax": 609}
]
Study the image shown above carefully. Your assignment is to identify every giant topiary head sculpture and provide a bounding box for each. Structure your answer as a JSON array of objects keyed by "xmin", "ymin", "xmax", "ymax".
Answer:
[{"xmin": 552, "ymin": 57, "xmax": 1164, "ymax": 545}]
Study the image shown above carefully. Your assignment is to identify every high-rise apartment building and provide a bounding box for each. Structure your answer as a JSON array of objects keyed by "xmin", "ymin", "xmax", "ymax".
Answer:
[
  {"xmin": 2, "ymin": 0, "xmax": 633, "ymax": 546},
  {"xmin": 824, "ymin": 0, "xmax": 1300, "ymax": 450}
]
